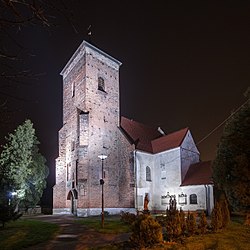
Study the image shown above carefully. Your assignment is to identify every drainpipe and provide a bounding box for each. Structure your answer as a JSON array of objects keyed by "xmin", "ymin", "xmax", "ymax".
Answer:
[
  {"xmin": 134, "ymin": 150, "xmax": 138, "ymax": 213},
  {"xmin": 204, "ymin": 185, "xmax": 208, "ymax": 215}
]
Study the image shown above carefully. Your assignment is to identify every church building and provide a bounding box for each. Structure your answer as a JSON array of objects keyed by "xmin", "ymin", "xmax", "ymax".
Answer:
[{"xmin": 53, "ymin": 41, "xmax": 214, "ymax": 217}]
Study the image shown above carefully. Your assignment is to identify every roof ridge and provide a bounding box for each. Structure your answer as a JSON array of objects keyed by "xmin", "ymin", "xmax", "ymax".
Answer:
[{"xmin": 121, "ymin": 116, "xmax": 158, "ymax": 130}]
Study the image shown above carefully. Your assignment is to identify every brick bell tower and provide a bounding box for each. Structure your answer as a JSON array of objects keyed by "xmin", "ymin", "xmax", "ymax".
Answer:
[{"xmin": 53, "ymin": 41, "xmax": 135, "ymax": 216}]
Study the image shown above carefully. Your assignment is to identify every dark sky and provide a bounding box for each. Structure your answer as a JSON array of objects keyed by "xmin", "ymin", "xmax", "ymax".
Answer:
[{"xmin": 1, "ymin": 1, "xmax": 249, "ymax": 205}]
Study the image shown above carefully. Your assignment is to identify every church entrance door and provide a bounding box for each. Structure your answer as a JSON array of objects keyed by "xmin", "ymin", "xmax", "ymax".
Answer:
[
  {"xmin": 67, "ymin": 189, "xmax": 78, "ymax": 216},
  {"xmin": 71, "ymin": 196, "xmax": 77, "ymax": 215}
]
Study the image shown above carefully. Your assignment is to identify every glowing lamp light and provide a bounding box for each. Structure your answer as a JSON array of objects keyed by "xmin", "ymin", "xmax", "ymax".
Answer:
[
  {"xmin": 98, "ymin": 154, "xmax": 107, "ymax": 160},
  {"xmin": 98, "ymin": 154, "xmax": 107, "ymax": 228}
]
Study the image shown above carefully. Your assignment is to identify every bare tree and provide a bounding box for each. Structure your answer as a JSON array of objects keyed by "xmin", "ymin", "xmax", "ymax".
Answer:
[{"xmin": 0, "ymin": 0, "xmax": 78, "ymax": 135}]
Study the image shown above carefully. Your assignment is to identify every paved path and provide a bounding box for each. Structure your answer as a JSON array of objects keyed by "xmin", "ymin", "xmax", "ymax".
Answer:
[{"xmin": 24, "ymin": 214, "xmax": 130, "ymax": 250}]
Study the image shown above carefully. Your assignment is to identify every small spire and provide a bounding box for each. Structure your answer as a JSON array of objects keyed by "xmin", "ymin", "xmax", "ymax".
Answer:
[
  {"xmin": 87, "ymin": 25, "xmax": 92, "ymax": 43},
  {"xmin": 158, "ymin": 126, "xmax": 165, "ymax": 135}
]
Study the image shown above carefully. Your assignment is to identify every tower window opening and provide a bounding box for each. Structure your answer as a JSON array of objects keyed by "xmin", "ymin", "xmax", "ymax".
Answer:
[
  {"xmin": 98, "ymin": 77, "xmax": 105, "ymax": 92},
  {"xmin": 66, "ymin": 164, "xmax": 70, "ymax": 181},
  {"xmin": 72, "ymin": 82, "xmax": 75, "ymax": 97}
]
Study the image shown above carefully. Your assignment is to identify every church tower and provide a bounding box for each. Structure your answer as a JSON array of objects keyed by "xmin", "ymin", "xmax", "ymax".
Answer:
[{"xmin": 53, "ymin": 41, "xmax": 135, "ymax": 216}]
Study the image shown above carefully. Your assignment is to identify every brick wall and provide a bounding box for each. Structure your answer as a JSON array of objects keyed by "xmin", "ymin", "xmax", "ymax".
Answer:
[{"xmin": 53, "ymin": 41, "xmax": 135, "ymax": 213}]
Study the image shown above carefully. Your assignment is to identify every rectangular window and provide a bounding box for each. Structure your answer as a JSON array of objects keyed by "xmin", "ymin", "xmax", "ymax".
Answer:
[
  {"xmin": 71, "ymin": 140, "xmax": 75, "ymax": 151},
  {"xmin": 72, "ymin": 82, "xmax": 75, "ymax": 97},
  {"xmin": 98, "ymin": 77, "xmax": 105, "ymax": 92},
  {"xmin": 76, "ymin": 160, "xmax": 78, "ymax": 185},
  {"xmin": 161, "ymin": 170, "xmax": 166, "ymax": 179},
  {"xmin": 66, "ymin": 164, "xmax": 70, "ymax": 181}
]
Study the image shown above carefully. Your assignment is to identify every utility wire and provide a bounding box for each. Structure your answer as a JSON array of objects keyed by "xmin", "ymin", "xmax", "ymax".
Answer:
[{"xmin": 196, "ymin": 98, "xmax": 249, "ymax": 146}]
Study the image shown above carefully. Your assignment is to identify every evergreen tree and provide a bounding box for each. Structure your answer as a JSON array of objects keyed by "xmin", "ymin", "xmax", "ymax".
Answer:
[
  {"xmin": 165, "ymin": 206, "xmax": 182, "ymax": 241},
  {"xmin": 220, "ymin": 199, "xmax": 230, "ymax": 228},
  {"xmin": 179, "ymin": 208, "xmax": 187, "ymax": 235},
  {"xmin": 0, "ymin": 120, "xmax": 48, "ymax": 210},
  {"xmin": 130, "ymin": 214, "xmax": 163, "ymax": 248},
  {"xmin": 213, "ymin": 91, "xmax": 250, "ymax": 212},
  {"xmin": 211, "ymin": 202, "xmax": 223, "ymax": 232},
  {"xmin": 199, "ymin": 211, "xmax": 207, "ymax": 234},
  {"xmin": 186, "ymin": 211, "xmax": 197, "ymax": 235}
]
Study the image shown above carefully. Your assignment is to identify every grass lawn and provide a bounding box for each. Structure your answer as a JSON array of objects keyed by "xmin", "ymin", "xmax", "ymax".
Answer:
[
  {"xmin": 0, "ymin": 219, "xmax": 59, "ymax": 250},
  {"xmin": 2, "ymin": 215, "xmax": 248, "ymax": 250},
  {"xmin": 77, "ymin": 215, "xmax": 131, "ymax": 234},
  {"xmin": 90, "ymin": 216, "xmax": 250, "ymax": 250},
  {"xmin": 175, "ymin": 218, "xmax": 250, "ymax": 250}
]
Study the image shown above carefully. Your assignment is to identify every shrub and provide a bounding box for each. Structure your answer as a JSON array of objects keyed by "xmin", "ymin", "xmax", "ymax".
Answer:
[
  {"xmin": 103, "ymin": 211, "xmax": 110, "ymax": 216},
  {"xmin": 130, "ymin": 214, "xmax": 163, "ymax": 248},
  {"xmin": 199, "ymin": 210, "xmax": 207, "ymax": 234},
  {"xmin": 155, "ymin": 215, "xmax": 165, "ymax": 227},
  {"xmin": 220, "ymin": 199, "xmax": 230, "ymax": 228},
  {"xmin": 186, "ymin": 211, "xmax": 197, "ymax": 235},
  {"xmin": 0, "ymin": 204, "xmax": 22, "ymax": 228},
  {"xmin": 211, "ymin": 202, "xmax": 223, "ymax": 232},
  {"xmin": 120, "ymin": 211, "xmax": 136, "ymax": 225},
  {"xmin": 244, "ymin": 213, "xmax": 250, "ymax": 226},
  {"xmin": 165, "ymin": 208, "xmax": 182, "ymax": 241},
  {"xmin": 179, "ymin": 208, "xmax": 187, "ymax": 235}
]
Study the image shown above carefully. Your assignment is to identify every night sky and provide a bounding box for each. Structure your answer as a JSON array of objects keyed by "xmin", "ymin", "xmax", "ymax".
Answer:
[{"xmin": 1, "ymin": 1, "xmax": 249, "ymax": 206}]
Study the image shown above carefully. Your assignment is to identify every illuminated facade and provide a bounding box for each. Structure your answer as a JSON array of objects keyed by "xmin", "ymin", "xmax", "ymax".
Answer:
[{"xmin": 53, "ymin": 41, "xmax": 214, "ymax": 216}]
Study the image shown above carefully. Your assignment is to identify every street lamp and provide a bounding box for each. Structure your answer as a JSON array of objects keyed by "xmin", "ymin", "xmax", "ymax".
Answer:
[
  {"xmin": 8, "ymin": 191, "xmax": 17, "ymax": 205},
  {"xmin": 98, "ymin": 154, "xmax": 107, "ymax": 228}
]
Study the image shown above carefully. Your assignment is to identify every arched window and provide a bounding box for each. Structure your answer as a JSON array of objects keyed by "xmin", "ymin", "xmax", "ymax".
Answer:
[
  {"xmin": 190, "ymin": 194, "xmax": 197, "ymax": 204},
  {"xmin": 146, "ymin": 166, "xmax": 151, "ymax": 181},
  {"xmin": 98, "ymin": 77, "xmax": 105, "ymax": 92}
]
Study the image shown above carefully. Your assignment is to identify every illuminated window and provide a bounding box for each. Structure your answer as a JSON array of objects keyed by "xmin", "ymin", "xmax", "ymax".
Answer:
[
  {"xmin": 146, "ymin": 166, "xmax": 151, "ymax": 181},
  {"xmin": 98, "ymin": 77, "xmax": 105, "ymax": 92},
  {"xmin": 190, "ymin": 194, "xmax": 197, "ymax": 204}
]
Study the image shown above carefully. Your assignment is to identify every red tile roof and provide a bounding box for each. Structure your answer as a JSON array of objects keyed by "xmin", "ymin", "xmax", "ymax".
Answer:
[
  {"xmin": 120, "ymin": 116, "xmax": 189, "ymax": 153},
  {"xmin": 120, "ymin": 116, "xmax": 161, "ymax": 152},
  {"xmin": 181, "ymin": 161, "xmax": 213, "ymax": 186},
  {"xmin": 151, "ymin": 128, "xmax": 189, "ymax": 153}
]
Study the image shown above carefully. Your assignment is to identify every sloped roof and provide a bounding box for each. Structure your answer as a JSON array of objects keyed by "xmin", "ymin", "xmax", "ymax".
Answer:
[
  {"xmin": 151, "ymin": 128, "xmax": 189, "ymax": 153},
  {"xmin": 120, "ymin": 116, "xmax": 189, "ymax": 153},
  {"xmin": 181, "ymin": 161, "xmax": 213, "ymax": 186},
  {"xmin": 120, "ymin": 116, "xmax": 161, "ymax": 152}
]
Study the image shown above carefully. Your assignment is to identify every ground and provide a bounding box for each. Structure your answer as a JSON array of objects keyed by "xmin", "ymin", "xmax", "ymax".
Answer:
[
  {"xmin": 1, "ymin": 214, "xmax": 250, "ymax": 249},
  {"xmin": 23, "ymin": 214, "xmax": 130, "ymax": 250}
]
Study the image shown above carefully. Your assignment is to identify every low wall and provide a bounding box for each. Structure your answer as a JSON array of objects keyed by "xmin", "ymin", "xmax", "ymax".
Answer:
[{"xmin": 53, "ymin": 207, "xmax": 136, "ymax": 217}]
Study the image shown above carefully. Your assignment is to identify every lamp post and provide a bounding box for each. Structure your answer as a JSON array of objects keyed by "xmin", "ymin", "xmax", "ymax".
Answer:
[{"xmin": 98, "ymin": 154, "xmax": 107, "ymax": 228}]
